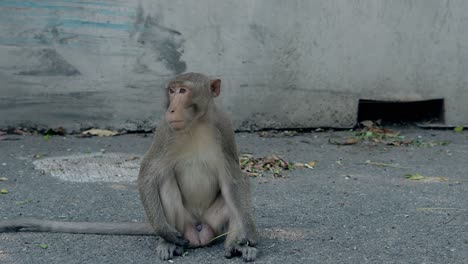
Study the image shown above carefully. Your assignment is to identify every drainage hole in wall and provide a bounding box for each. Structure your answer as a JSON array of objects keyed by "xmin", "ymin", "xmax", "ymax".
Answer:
[{"xmin": 357, "ymin": 99, "xmax": 444, "ymax": 125}]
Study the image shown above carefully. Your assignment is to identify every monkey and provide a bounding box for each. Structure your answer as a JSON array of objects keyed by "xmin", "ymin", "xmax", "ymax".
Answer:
[{"xmin": 0, "ymin": 73, "xmax": 258, "ymax": 262}]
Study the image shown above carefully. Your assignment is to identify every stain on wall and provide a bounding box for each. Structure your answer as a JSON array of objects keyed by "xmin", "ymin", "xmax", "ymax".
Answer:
[
  {"xmin": 18, "ymin": 49, "xmax": 80, "ymax": 76},
  {"xmin": 134, "ymin": 11, "xmax": 186, "ymax": 75}
]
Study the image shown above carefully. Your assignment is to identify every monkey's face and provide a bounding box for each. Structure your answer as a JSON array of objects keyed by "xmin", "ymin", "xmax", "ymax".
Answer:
[
  {"xmin": 165, "ymin": 77, "xmax": 221, "ymax": 131},
  {"xmin": 165, "ymin": 84, "xmax": 196, "ymax": 131}
]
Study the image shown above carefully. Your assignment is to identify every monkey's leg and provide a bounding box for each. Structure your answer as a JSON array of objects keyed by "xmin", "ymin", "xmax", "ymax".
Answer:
[
  {"xmin": 156, "ymin": 176, "xmax": 193, "ymax": 259},
  {"xmin": 203, "ymin": 195, "xmax": 257, "ymax": 261},
  {"xmin": 219, "ymin": 175, "xmax": 258, "ymax": 261},
  {"xmin": 159, "ymin": 177, "xmax": 187, "ymax": 232},
  {"xmin": 159, "ymin": 176, "xmax": 221, "ymax": 253},
  {"xmin": 203, "ymin": 196, "xmax": 229, "ymax": 240}
]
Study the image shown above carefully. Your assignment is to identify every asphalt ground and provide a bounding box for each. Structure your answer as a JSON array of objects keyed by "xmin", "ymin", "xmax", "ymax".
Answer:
[{"xmin": 0, "ymin": 128, "xmax": 467, "ymax": 264}]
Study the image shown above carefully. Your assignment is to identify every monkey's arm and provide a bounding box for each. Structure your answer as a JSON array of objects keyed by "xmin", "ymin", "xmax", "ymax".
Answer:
[
  {"xmin": 138, "ymin": 129, "xmax": 189, "ymax": 247},
  {"xmin": 220, "ymin": 161, "xmax": 258, "ymax": 241},
  {"xmin": 215, "ymin": 111, "xmax": 258, "ymax": 255},
  {"xmin": 138, "ymin": 166, "xmax": 189, "ymax": 246}
]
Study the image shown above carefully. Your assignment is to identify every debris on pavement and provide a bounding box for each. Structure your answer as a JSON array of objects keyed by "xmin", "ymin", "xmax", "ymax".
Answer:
[
  {"xmin": 43, "ymin": 127, "xmax": 66, "ymax": 136},
  {"xmin": 405, "ymin": 173, "xmax": 468, "ymax": 183},
  {"xmin": 240, "ymin": 154, "xmax": 309, "ymax": 178},
  {"xmin": 81, "ymin": 129, "xmax": 119, "ymax": 137},
  {"xmin": 257, "ymin": 130, "xmax": 299, "ymax": 138},
  {"xmin": 36, "ymin": 243, "xmax": 49, "ymax": 249},
  {"xmin": 454, "ymin": 126, "xmax": 464, "ymax": 133},
  {"xmin": 330, "ymin": 120, "xmax": 452, "ymax": 147},
  {"xmin": 364, "ymin": 160, "xmax": 410, "ymax": 169},
  {"xmin": 15, "ymin": 199, "xmax": 33, "ymax": 206}
]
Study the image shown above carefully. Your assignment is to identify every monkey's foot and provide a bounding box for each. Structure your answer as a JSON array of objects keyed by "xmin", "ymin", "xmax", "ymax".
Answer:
[
  {"xmin": 157, "ymin": 240, "xmax": 184, "ymax": 260},
  {"xmin": 225, "ymin": 244, "xmax": 258, "ymax": 262}
]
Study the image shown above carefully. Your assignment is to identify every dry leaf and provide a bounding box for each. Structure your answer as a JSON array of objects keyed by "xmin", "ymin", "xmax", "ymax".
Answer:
[
  {"xmin": 454, "ymin": 126, "xmax": 464, "ymax": 133},
  {"xmin": 405, "ymin": 173, "xmax": 425, "ymax": 180},
  {"xmin": 82, "ymin": 129, "xmax": 119, "ymax": 137},
  {"xmin": 13, "ymin": 129, "xmax": 32, "ymax": 136},
  {"xmin": 37, "ymin": 243, "xmax": 48, "ymax": 249},
  {"xmin": 365, "ymin": 160, "xmax": 410, "ymax": 169},
  {"xmin": 305, "ymin": 161, "xmax": 316, "ymax": 169},
  {"xmin": 239, "ymin": 154, "xmax": 297, "ymax": 177},
  {"xmin": 360, "ymin": 120, "xmax": 374, "ymax": 128},
  {"xmin": 329, "ymin": 137, "xmax": 360, "ymax": 145}
]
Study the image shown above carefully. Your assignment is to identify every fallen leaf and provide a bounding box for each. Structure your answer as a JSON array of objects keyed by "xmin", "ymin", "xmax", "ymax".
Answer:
[
  {"xmin": 34, "ymin": 153, "xmax": 47, "ymax": 159},
  {"xmin": 15, "ymin": 199, "xmax": 33, "ymax": 206},
  {"xmin": 405, "ymin": 173, "xmax": 425, "ymax": 180},
  {"xmin": 404, "ymin": 174, "xmax": 466, "ymax": 183},
  {"xmin": 0, "ymin": 177, "xmax": 8, "ymax": 181},
  {"xmin": 293, "ymin": 162, "xmax": 304, "ymax": 167},
  {"xmin": 329, "ymin": 137, "xmax": 359, "ymax": 145},
  {"xmin": 345, "ymin": 137, "xmax": 360, "ymax": 145},
  {"xmin": 1, "ymin": 188, "xmax": 8, "ymax": 194},
  {"xmin": 37, "ymin": 243, "xmax": 48, "ymax": 249},
  {"xmin": 365, "ymin": 160, "xmax": 410, "ymax": 169},
  {"xmin": 13, "ymin": 129, "xmax": 32, "ymax": 136},
  {"xmin": 239, "ymin": 154, "xmax": 297, "ymax": 177},
  {"xmin": 454, "ymin": 126, "xmax": 464, "ymax": 133},
  {"xmin": 82, "ymin": 129, "xmax": 119, "ymax": 137},
  {"xmin": 54, "ymin": 127, "xmax": 66, "ymax": 135},
  {"xmin": 360, "ymin": 120, "xmax": 374, "ymax": 128},
  {"xmin": 125, "ymin": 156, "xmax": 140, "ymax": 161}
]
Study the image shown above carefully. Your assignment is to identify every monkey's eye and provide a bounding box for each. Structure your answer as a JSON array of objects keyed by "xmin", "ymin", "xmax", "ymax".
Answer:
[
  {"xmin": 168, "ymin": 88, "xmax": 175, "ymax": 95},
  {"xmin": 179, "ymin": 88, "xmax": 187, "ymax": 94}
]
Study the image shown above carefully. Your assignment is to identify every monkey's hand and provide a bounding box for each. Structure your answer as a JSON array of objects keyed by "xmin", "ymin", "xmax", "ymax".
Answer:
[
  {"xmin": 157, "ymin": 224, "xmax": 189, "ymax": 247},
  {"xmin": 224, "ymin": 231, "xmax": 258, "ymax": 262}
]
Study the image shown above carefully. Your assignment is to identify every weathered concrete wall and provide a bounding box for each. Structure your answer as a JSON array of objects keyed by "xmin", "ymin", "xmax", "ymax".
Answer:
[{"xmin": 0, "ymin": 0, "xmax": 467, "ymax": 132}]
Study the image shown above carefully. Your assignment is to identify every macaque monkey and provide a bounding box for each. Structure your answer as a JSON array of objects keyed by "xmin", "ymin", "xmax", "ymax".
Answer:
[{"xmin": 0, "ymin": 73, "xmax": 258, "ymax": 262}]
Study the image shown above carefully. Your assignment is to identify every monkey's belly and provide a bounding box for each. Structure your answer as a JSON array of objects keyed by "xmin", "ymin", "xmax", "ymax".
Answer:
[{"xmin": 176, "ymin": 161, "xmax": 220, "ymax": 215}]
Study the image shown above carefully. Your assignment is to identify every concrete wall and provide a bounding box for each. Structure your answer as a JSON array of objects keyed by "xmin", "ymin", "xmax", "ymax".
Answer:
[{"xmin": 0, "ymin": 0, "xmax": 467, "ymax": 132}]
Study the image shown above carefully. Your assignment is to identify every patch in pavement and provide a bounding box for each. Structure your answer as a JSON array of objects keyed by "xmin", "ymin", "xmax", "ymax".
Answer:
[
  {"xmin": 259, "ymin": 227, "xmax": 309, "ymax": 241},
  {"xmin": 33, "ymin": 153, "xmax": 141, "ymax": 182}
]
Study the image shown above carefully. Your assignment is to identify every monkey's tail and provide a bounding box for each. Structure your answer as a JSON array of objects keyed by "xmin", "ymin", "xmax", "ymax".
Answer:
[{"xmin": 0, "ymin": 218, "xmax": 155, "ymax": 236}]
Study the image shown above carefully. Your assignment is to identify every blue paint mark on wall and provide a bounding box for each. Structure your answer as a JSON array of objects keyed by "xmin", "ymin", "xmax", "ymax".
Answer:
[
  {"xmin": 59, "ymin": 19, "xmax": 133, "ymax": 31},
  {"xmin": 0, "ymin": 0, "xmax": 138, "ymax": 48},
  {"xmin": 0, "ymin": 1, "xmax": 136, "ymax": 16}
]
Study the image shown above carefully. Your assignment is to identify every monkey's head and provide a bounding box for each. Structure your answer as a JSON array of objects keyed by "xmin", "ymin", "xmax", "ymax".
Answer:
[{"xmin": 165, "ymin": 73, "xmax": 221, "ymax": 131}]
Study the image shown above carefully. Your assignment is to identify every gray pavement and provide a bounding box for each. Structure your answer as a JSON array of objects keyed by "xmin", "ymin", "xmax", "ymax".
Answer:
[{"xmin": 0, "ymin": 128, "xmax": 467, "ymax": 264}]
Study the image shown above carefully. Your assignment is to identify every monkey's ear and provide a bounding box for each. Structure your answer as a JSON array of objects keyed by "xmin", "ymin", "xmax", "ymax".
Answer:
[{"xmin": 210, "ymin": 79, "xmax": 221, "ymax": 97}]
